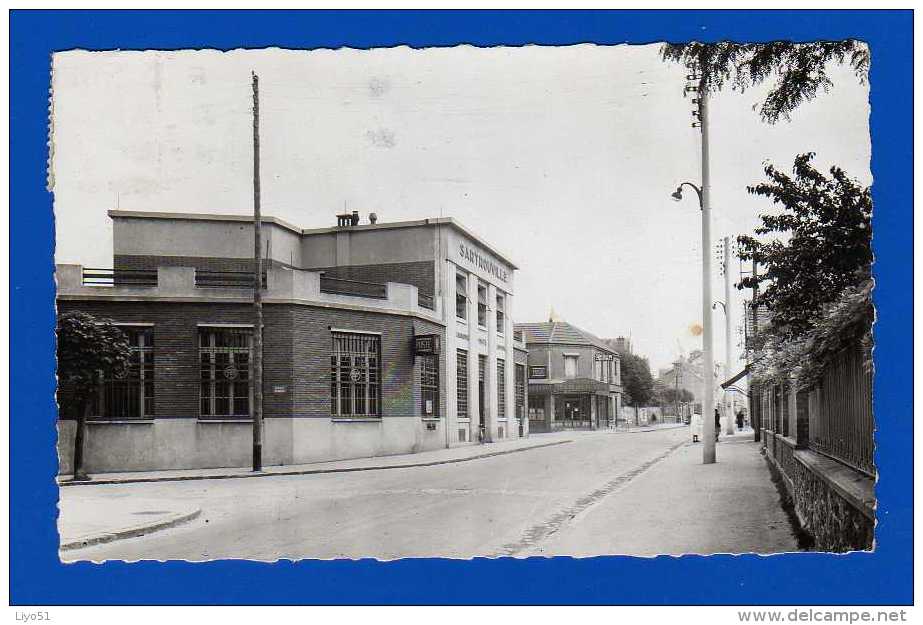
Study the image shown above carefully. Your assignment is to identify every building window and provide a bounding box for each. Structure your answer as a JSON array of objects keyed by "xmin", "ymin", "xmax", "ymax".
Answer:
[
  {"xmin": 93, "ymin": 326, "xmax": 154, "ymax": 419},
  {"xmin": 528, "ymin": 395, "xmax": 545, "ymax": 421},
  {"xmin": 564, "ymin": 354, "xmax": 579, "ymax": 379},
  {"xmin": 456, "ymin": 272, "xmax": 468, "ymax": 320},
  {"xmin": 477, "ymin": 282, "xmax": 488, "ymax": 327},
  {"xmin": 331, "ymin": 332, "xmax": 381, "ymax": 418},
  {"xmin": 594, "ymin": 358, "xmax": 603, "ymax": 382},
  {"xmin": 515, "ymin": 364, "xmax": 526, "ymax": 420},
  {"xmin": 199, "ymin": 327, "xmax": 252, "ymax": 418},
  {"xmin": 497, "ymin": 359, "xmax": 506, "ymax": 418},
  {"xmin": 496, "ymin": 293, "xmax": 506, "ymax": 333},
  {"xmin": 457, "ymin": 349, "xmax": 469, "ymax": 419},
  {"xmin": 529, "ymin": 365, "xmax": 548, "ymax": 379},
  {"xmin": 421, "ymin": 355, "xmax": 439, "ymax": 417}
]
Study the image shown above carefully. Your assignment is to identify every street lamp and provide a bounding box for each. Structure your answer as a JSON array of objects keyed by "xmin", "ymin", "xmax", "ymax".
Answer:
[{"xmin": 671, "ymin": 179, "xmax": 716, "ymax": 464}]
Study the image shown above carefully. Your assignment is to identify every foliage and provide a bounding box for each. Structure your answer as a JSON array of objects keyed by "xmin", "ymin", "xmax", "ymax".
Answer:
[
  {"xmin": 617, "ymin": 352, "xmax": 655, "ymax": 407},
  {"xmin": 736, "ymin": 153, "xmax": 872, "ymax": 341},
  {"xmin": 57, "ymin": 311, "xmax": 132, "ymax": 406},
  {"xmin": 660, "ymin": 386, "xmax": 695, "ymax": 405},
  {"xmin": 660, "ymin": 41, "xmax": 869, "ymax": 123},
  {"xmin": 748, "ymin": 280, "xmax": 873, "ymax": 389}
]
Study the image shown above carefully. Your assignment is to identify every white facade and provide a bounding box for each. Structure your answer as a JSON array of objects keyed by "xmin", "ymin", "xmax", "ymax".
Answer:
[{"xmin": 437, "ymin": 224, "xmax": 524, "ymax": 444}]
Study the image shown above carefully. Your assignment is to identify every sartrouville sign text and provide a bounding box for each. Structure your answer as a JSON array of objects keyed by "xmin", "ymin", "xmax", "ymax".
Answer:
[{"xmin": 458, "ymin": 243, "xmax": 508, "ymax": 283}]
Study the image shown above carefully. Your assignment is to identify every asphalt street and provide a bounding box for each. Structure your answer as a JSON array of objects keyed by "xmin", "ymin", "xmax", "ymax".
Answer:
[{"xmin": 63, "ymin": 427, "xmax": 795, "ymax": 561}]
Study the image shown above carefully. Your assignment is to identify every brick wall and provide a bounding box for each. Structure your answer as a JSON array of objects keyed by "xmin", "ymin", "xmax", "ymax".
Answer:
[
  {"xmin": 311, "ymin": 261, "xmax": 435, "ymax": 296},
  {"xmin": 114, "ymin": 254, "xmax": 289, "ymax": 273},
  {"xmin": 56, "ymin": 300, "xmax": 445, "ymax": 421}
]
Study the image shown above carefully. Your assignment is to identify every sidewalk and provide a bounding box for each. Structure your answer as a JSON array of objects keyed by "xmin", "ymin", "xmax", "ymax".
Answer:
[
  {"xmin": 59, "ymin": 495, "xmax": 201, "ymax": 552},
  {"xmin": 58, "ymin": 424, "xmax": 689, "ymax": 488},
  {"xmin": 58, "ymin": 433, "xmax": 575, "ymax": 487},
  {"xmin": 524, "ymin": 431, "xmax": 800, "ymax": 556}
]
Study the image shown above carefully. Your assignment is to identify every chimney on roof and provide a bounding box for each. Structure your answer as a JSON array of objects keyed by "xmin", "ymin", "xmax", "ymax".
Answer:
[{"xmin": 336, "ymin": 211, "xmax": 361, "ymax": 228}]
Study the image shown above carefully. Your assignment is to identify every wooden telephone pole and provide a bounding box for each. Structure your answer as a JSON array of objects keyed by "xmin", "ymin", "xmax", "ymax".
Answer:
[{"xmin": 252, "ymin": 72, "xmax": 264, "ymax": 472}]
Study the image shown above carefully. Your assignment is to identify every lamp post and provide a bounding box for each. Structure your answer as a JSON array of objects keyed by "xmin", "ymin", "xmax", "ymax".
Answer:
[{"xmin": 671, "ymin": 177, "xmax": 716, "ymax": 464}]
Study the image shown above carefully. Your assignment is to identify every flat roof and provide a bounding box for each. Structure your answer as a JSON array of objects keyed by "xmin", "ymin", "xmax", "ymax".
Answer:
[{"xmin": 108, "ymin": 210, "xmax": 518, "ymax": 270}]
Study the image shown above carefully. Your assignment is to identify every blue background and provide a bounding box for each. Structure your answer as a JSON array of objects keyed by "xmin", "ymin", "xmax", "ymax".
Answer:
[{"xmin": 10, "ymin": 10, "xmax": 913, "ymax": 605}]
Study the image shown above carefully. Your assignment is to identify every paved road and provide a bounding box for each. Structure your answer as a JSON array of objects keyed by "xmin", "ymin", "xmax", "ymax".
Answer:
[{"xmin": 64, "ymin": 428, "xmax": 691, "ymax": 561}]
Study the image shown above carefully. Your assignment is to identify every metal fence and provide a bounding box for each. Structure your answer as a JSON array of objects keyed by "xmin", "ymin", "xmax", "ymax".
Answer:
[
  {"xmin": 319, "ymin": 275, "xmax": 387, "ymax": 299},
  {"xmin": 82, "ymin": 267, "xmax": 157, "ymax": 287},
  {"xmin": 808, "ymin": 345, "xmax": 874, "ymax": 476},
  {"xmin": 195, "ymin": 270, "xmax": 266, "ymax": 289}
]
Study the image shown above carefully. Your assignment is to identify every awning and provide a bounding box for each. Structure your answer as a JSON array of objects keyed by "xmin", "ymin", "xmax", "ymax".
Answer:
[{"xmin": 721, "ymin": 366, "xmax": 750, "ymax": 390}]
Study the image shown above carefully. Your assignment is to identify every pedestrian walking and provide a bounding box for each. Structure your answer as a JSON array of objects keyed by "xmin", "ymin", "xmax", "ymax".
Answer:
[{"xmin": 714, "ymin": 408, "xmax": 721, "ymax": 442}]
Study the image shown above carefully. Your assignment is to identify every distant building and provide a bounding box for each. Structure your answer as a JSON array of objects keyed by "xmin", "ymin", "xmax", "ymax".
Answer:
[
  {"xmin": 657, "ymin": 349, "xmax": 712, "ymax": 408},
  {"xmin": 515, "ymin": 320, "xmax": 622, "ymax": 432},
  {"xmin": 605, "ymin": 336, "xmax": 632, "ymax": 355}
]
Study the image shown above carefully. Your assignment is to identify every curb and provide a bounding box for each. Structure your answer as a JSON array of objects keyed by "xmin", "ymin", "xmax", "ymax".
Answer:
[
  {"xmin": 59, "ymin": 439, "xmax": 573, "ymax": 487},
  {"xmin": 59, "ymin": 508, "xmax": 201, "ymax": 552}
]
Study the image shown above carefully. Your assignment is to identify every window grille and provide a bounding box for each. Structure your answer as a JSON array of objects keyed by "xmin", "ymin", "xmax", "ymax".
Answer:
[
  {"xmin": 457, "ymin": 349, "xmax": 469, "ymax": 419},
  {"xmin": 497, "ymin": 358, "xmax": 506, "ymax": 418},
  {"xmin": 478, "ymin": 355, "xmax": 486, "ymax": 421},
  {"xmin": 421, "ymin": 355, "xmax": 439, "ymax": 417},
  {"xmin": 199, "ymin": 327, "xmax": 252, "ymax": 418},
  {"xmin": 330, "ymin": 332, "xmax": 381, "ymax": 418},
  {"xmin": 515, "ymin": 364, "xmax": 526, "ymax": 420},
  {"xmin": 93, "ymin": 326, "xmax": 154, "ymax": 419}
]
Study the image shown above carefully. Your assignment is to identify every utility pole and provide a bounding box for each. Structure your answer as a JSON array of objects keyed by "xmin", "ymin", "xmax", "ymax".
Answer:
[
  {"xmin": 699, "ymin": 75, "xmax": 716, "ymax": 464},
  {"xmin": 723, "ymin": 236, "xmax": 734, "ymax": 435},
  {"xmin": 251, "ymin": 72, "xmax": 264, "ymax": 472}
]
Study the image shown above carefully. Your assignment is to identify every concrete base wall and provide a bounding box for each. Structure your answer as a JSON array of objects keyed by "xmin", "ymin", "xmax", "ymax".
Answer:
[
  {"xmin": 762, "ymin": 429, "xmax": 875, "ymax": 552},
  {"xmin": 58, "ymin": 417, "xmax": 448, "ymax": 474}
]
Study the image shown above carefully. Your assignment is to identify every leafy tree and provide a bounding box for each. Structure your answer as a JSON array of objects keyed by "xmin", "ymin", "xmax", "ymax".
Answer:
[
  {"xmin": 736, "ymin": 152, "xmax": 872, "ymax": 340},
  {"xmin": 617, "ymin": 352, "xmax": 655, "ymax": 408},
  {"xmin": 56, "ymin": 311, "xmax": 132, "ymax": 481},
  {"xmin": 661, "ymin": 387, "xmax": 695, "ymax": 405},
  {"xmin": 661, "ymin": 41, "xmax": 869, "ymax": 123}
]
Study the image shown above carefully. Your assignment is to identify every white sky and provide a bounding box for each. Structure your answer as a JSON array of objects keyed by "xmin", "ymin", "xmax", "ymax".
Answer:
[{"xmin": 50, "ymin": 45, "xmax": 871, "ymax": 373}]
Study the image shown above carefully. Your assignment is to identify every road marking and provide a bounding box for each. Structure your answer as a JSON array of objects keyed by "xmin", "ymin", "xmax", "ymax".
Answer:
[{"xmin": 492, "ymin": 438, "xmax": 688, "ymax": 557}]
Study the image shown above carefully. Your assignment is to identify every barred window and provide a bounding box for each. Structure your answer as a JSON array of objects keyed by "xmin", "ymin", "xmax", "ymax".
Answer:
[
  {"xmin": 331, "ymin": 332, "xmax": 381, "ymax": 418},
  {"xmin": 457, "ymin": 349, "xmax": 469, "ymax": 419},
  {"xmin": 456, "ymin": 272, "xmax": 468, "ymax": 320},
  {"xmin": 93, "ymin": 326, "xmax": 154, "ymax": 419},
  {"xmin": 421, "ymin": 355, "xmax": 439, "ymax": 417},
  {"xmin": 497, "ymin": 358, "xmax": 506, "ymax": 418},
  {"xmin": 515, "ymin": 364, "xmax": 526, "ymax": 420},
  {"xmin": 199, "ymin": 327, "xmax": 252, "ymax": 418}
]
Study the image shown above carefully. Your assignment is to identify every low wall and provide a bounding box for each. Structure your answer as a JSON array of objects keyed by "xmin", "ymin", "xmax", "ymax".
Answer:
[
  {"xmin": 57, "ymin": 417, "xmax": 447, "ymax": 474},
  {"xmin": 762, "ymin": 430, "xmax": 874, "ymax": 552}
]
